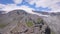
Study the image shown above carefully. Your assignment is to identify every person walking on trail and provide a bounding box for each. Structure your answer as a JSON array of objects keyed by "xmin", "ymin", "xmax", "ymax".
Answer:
[{"xmin": 45, "ymin": 26, "xmax": 51, "ymax": 34}]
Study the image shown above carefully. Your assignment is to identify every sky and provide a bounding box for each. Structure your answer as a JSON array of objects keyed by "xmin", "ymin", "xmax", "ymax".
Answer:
[{"xmin": 0, "ymin": 0, "xmax": 60, "ymax": 13}]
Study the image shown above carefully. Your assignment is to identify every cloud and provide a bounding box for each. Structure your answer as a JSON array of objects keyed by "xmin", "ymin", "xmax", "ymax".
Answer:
[
  {"xmin": 25, "ymin": 0, "xmax": 60, "ymax": 12},
  {"xmin": 0, "ymin": 0, "xmax": 60, "ymax": 13},
  {"xmin": 0, "ymin": 4, "xmax": 6, "ymax": 9},
  {"xmin": 13, "ymin": 0, "xmax": 23, "ymax": 4},
  {"xmin": 0, "ymin": 4, "xmax": 35, "ymax": 13},
  {"xmin": 12, "ymin": 0, "xmax": 60, "ymax": 12}
]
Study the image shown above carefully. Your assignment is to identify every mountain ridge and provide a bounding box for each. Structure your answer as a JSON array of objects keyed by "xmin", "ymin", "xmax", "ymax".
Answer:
[{"xmin": 0, "ymin": 9, "xmax": 60, "ymax": 34}]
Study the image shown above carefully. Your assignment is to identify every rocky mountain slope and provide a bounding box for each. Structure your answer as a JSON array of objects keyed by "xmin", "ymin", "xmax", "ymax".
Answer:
[
  {"xmin": 34, "ymin": 11, "xmax": 60, "ymax": 34},
  {"xmin": 0, "ymin": 9, "xmax": 58, "ymax": 34},
  {"xmin": 42, "ymin": 15, "xmax": 60, "ymax": 34}
]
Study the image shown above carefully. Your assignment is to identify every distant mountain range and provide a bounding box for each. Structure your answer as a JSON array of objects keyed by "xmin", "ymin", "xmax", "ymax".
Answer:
[
  {"xmin": 33, "ymin": 11, "xmax": 60, "ymax": 16},
  {"xmin": 0, "ymin": 10, "xmax": 60, "ymax": 16},
  {"xmin": 0, "ymin": 11, "xmax": 6, "ymax": 14}
]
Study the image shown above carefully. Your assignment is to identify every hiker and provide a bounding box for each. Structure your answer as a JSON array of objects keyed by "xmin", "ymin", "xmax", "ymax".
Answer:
[{"xmin": 45, "ymin": 27, "xmax": 51, "ymax": 34}]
